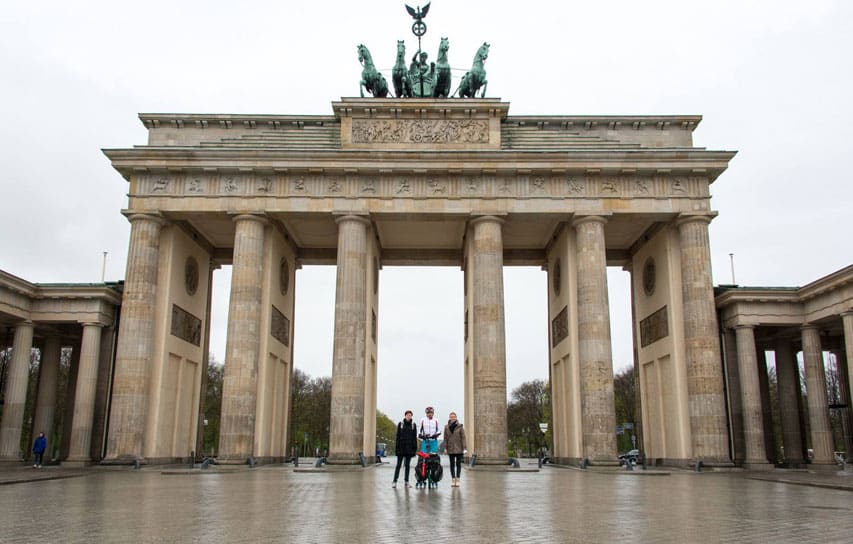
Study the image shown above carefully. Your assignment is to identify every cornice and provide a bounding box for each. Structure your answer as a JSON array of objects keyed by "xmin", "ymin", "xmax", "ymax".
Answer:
[{"xmin": 103, "ymin": 147, "xmax": 736, "ymax": 178}]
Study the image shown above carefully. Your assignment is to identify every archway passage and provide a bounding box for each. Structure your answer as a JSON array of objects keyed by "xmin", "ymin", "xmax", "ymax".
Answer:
[{"xmin": 100, "ymin": 98, "xmax": 736, "ymax": 466}]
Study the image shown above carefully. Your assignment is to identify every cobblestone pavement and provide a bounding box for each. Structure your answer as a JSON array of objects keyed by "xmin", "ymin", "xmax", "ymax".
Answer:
[{"xmin": 2, "ymin": 460, "xmax": 853, "ymax": 543}]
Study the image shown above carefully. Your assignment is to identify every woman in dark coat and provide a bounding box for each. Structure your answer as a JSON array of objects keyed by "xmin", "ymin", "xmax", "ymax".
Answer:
[
  {"xmin": 443, "ymin": 412, "xmax": 466, "ymax": 487},
  {"xmin": 393, "ymin": 410, "xmax": 418, "ymax": 488}
]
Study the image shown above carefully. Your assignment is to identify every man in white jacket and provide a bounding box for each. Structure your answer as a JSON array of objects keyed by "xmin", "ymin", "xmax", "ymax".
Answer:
[{"xmin": 418, "ymin": 406, "xmax": 441, "ymax": 454}]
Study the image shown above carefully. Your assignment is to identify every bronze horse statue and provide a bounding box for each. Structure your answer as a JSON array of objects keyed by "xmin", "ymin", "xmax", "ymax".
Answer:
[
  {"xmin": 432, "ymin": 37, "xmax": 451, "ymax": 98},
  {"xmin": 455, "ymin": 42, "xmax": 489, "ymax": 98},
  {"xmin": 358, "ymin": 44, "xmax": 389, "ymax": 98},
  {"xmin": 392, "ymin": 40, "xmax": 413, "ymax": 98}
]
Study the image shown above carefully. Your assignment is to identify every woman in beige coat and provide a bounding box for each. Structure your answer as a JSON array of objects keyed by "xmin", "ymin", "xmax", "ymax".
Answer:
[{"xmin": 443, "ymin": 412, "xmax": 466, "ymax": 487}]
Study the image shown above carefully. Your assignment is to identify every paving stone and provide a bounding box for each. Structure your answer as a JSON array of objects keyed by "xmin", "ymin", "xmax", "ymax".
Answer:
[{"xmin": 1, "ymin": 461, "xmax": 852, "ymax": 543}]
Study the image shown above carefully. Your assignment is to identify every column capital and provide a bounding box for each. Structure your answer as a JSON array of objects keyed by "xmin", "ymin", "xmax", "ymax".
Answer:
[
  {"xmin": 571, "ymin": 214, "xmax": 610, "ymax": 228},
  {"xmin": 122, "ymin": 211, "xmax": 167, "ymax": 226},
  {"xmin": 674, "ymin": 211, "xmax": 718, "ymax": 227},
  {"xmin": 801, "ymin": 324, "xmax": 820, "ymax": 332},
  {"xmin": 334, "ymin": 214, "xmax": 371, "ymax": 227},
  {"xmin": 734, "ymin": 324, "xmax": 756, "ymax": 330},
  {"xmin": 79, "ymin": 322, "xmax": 106, "ymax": 329},
  {"xmin": 231, "ymin": 213, "xmax": 269, "ymax": 226},
  {"xmin": 469, "ymin": 214, "xmax": 506, "ymax": 227},
  {"xmin": 841, "ymin": 310, "xmax": 853, "ymax": 318}
]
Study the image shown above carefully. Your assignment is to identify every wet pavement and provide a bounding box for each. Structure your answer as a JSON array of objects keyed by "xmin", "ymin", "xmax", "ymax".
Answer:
[{"xmin": 1, "ymin": 459, "xmax": 852, "ymax": 543}]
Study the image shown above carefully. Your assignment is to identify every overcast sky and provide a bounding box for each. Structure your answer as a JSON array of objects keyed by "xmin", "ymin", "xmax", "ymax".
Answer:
[{"xmin": 2, "ymin": 1, "xmax": 851, "ymax": 426}]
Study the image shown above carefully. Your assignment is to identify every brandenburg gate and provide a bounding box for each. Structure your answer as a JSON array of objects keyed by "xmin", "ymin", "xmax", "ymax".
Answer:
[{"xmin": 99, "ymin": 97, "xmax": 737, "ymax": 466}]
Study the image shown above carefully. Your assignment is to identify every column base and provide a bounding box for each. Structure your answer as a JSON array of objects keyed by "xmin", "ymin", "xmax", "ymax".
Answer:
[
  {"xmin": 101, "ymin": 455, "xmax": 143, "ymax": 466},
  {"xmin": 808, "ymin": 461, "xmax": 840, "ymax": 472},
  {"xmin": 742, "ymin": 461, "xmax": 775, "ymax": 471},
  {"xmin": 0, "ymin": 457, "xmax": 24, "ymax": 464},
  {"xmin": 62, "ymin": 458, "xmax": 94, "ymax": 468},
  {"xmin": 325, "ymin": 454, "xmax": 365, "ymax": 466},
  {"xmin": 471, "ymin": 456, "xmax": 512, "ymax": 466}
]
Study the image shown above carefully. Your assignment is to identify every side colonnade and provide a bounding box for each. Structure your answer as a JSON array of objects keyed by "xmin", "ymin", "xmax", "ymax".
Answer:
[
  {"xmin": 717, "ymin": 266, "xmax": 853, "ymax": 469},
  {"xmin": 0, "ymin": 271, "xmax": 121, "ymax": 465}
]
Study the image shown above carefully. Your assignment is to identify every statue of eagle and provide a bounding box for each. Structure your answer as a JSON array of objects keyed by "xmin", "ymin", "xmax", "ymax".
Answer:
[{"xmin": 405, "ymin": 2, "xmax": 431, "ymax": 22}]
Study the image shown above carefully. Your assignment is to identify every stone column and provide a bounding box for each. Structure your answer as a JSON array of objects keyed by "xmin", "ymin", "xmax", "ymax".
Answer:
[
  {"xmin": 65, "ymin": 323, "xmax": 103, "ymax": 465},
  {"xmin": 572, "ymin": 215, "xmax": 617, "ymax": 463},
  {"xmin": 832, "ymin": 348, "xmax": 853, "ymax": 456},
  {"xmin": 676, "ymin": 213, "xmax": 730, "ymax": 463},
  {"xmin": 327, "ymin": 215, "xmax": 370, "ymax": 464},
  {"xmin": 0, "ymin": 322, "xmax": 34, "ymax": 460},
  {"xmin": 843, "ymin": 311, "xmax": 853, "ymax": 448},
  {"xmin": 105, "ymin": 213, "xmax": 164, "ymax": 461},
  {"xmin": 32, "ymin": 335, "xmax": 61, "ymax": 458},
  {"xmin": 468, "ymin": 216, "xmax": 509, "ymax": 464},
  {"xmin": 775, "ymin": 336, "xmax": 805, "ymax": 465},
  {"xmin": 218, "ymin": 214, "xmax": 268, "ymax": 462},
  {"xmin": 722, "ymin": 328, "xmax": 745, "ymax": 463},
  {"xmin": 801, "ymin": 326, "xmax": 834, "ymax": 465},
  {"xmin": 734, "ymin": 326, "xmax": 770, "ymax": 468}
]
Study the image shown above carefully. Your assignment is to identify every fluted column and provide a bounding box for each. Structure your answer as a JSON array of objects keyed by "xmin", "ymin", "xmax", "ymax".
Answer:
[
  {"xmin": 467, "ymin": 216, "xmax": 509, "ymax": 464},
  {"xmin": 572, "ymin": 215, "xmax": 617, "ymax": 463},
  {"xmin": 801, "ymin": 326, "xmax": 833, "ymax": 465},
  {"xmin": 734, "ymin": 326, "xmax": 770, "ymax": 467},
  {"xmin": 722, "ymin": 328, "xmax": 745, "ymax": 463},
  {"xmin": 833, "ymin": 348, "xmax": 853, "ymax": 456},
  {"xmin": 105, "ymin": 213, "xmax": 164, "ymax": 461},
  {"xmin": 843, "ymin": 311, "xmax": 853, "ymax": 429},
  {"xmin": 676, "ymin": 214, "xmax": 729, "ymax": 463},
  {"xmin": 0, "ymin": 322, "xmax": 35, "ymax": 460},
  {"xmin": 32, "ymin": 335, "xmax": 61, "ymax": 458},
  {"xmin": 218, "ymin": 214, "xmax": 268, "ymax": 462},
  {"xmin": 65, "ymin": 323, "xmax": 103, "ymax": 465},
  {"xmin": 327, "ymin": 215, "xmax": 370, "ymax": 464},
  {"xmin": 774, "ymin": 336, "xmax": 805, "ymax": 465}
]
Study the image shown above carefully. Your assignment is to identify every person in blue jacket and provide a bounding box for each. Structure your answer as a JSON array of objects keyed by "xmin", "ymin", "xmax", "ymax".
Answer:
[{"xmin": 32, "ymin": 432, "xmax": 47, "ymax": 468}]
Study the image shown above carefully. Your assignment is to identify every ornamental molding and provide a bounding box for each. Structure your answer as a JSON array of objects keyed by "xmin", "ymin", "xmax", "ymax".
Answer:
[{"xmin": 134, "ymin": 173, "xmax": 711, "ymax": 199}]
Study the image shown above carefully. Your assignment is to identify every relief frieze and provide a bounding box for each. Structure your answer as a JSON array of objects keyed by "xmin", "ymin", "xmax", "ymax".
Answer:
[
  {"xmin": 351, "ymin": 119, "xmax": 489, "ymax": 144},
  {"xmin": 552, "ymin": 306, "xmax": 569, "ymax": 348},
  {"xmin": 271, "ymin": 305, "xmax": 290, "ymax": 347},
  {"xmin": 640, "ymin": 305, "xmax": 669, "ymax": 348},
  {"xmin": 135, "ymin": 172, "xmax": 707, "ymax": 200},
  {"xmin": 171, "ymin": 304, "xmax": 202, "ymax": 347}
]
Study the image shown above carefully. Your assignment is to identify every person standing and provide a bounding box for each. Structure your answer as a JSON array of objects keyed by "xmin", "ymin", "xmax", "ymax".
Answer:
[
  {"xmin": 393, "ymin": 410, "xmax": 418, "ymax": 488},
  {"xmin": 419, "ymin": 406, "xmax": 441, "ymax": 454},
  {"xmin": 444, "ymin": 412, "xmax": 466, "ymax": 487},
  {"xmin": 32, "ymin": 432, "xmax": 47, "ymax": 468}
]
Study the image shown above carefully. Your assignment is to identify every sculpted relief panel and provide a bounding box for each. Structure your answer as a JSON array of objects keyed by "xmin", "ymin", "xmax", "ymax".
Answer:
[
  {"xmin": 136, "ymin": 173, "xmax": 710, "ymax": 200},
  {"xmin": 351, "ymin": 119, "xmax": 489, "ymax": 144}
]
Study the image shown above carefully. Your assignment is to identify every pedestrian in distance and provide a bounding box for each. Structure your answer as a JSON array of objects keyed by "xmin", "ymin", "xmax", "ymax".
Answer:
[
  {"xmin": 419, "ymin": 406, "xmax": 441, "ymax": 454},
  {"xmin": 393, "ymin": 410, "xmax": 418, "ymax": 488},
  {"xmin": 444, "ymin": 412, "xmax": 466, "ymax": 487},
  {"xmin": 32, "ymin": 432, "xmax": 47, "ymax": 468}
]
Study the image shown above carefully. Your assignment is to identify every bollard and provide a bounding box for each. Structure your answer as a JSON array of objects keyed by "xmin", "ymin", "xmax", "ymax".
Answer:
[
  {"xmin": 190, "ymin": 451, "xmax": 195, "ymax": 469},
  {"xmin": 641, "ymin": 454, "xmax": 647, "ymax": 471}
]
